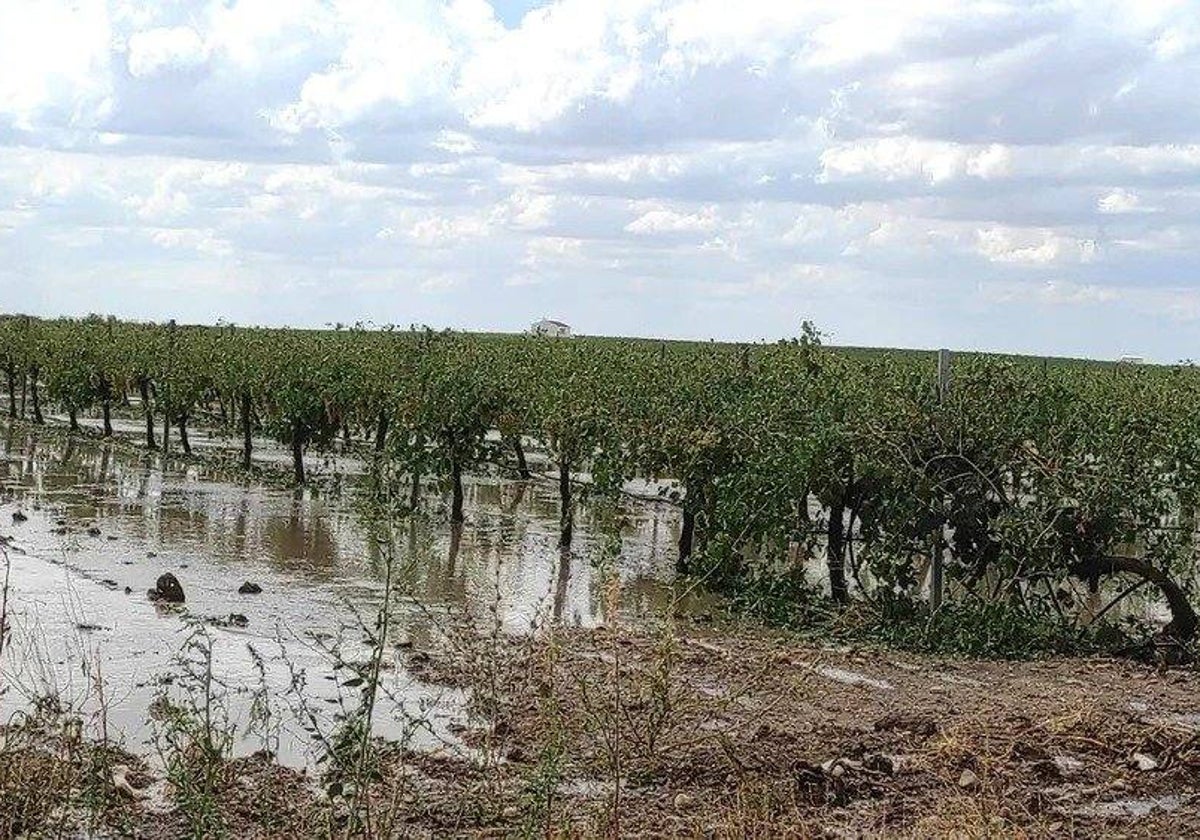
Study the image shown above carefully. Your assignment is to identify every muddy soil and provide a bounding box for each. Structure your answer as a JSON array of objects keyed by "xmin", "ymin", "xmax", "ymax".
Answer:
[
  {"xmin": 6, "ymin": 621, "xmax": 1197, "ymax": 838},
  {"xmin": 391, "ymin": 621, "xmax": 1200, "ymax": 838}
]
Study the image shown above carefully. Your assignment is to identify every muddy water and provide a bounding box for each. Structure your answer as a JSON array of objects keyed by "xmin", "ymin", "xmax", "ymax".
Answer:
[{"xmin": 0, "ymin": 423, "xmax": 699, "ymax": 767}]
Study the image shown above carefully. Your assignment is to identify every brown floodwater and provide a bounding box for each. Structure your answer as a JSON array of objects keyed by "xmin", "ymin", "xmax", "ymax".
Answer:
[{"xmin": 0, "ymin": 421, "xmax": 704, "ymax": 767}]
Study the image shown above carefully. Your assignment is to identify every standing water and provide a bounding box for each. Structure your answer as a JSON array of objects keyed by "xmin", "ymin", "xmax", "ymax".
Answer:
[{"xmin": 0, "ymin": 423, "xmax": 698, "ymax": 766}]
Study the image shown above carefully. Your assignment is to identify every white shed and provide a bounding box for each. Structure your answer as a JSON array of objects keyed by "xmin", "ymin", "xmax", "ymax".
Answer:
[{"xmin": 530, "ymin": 318, "xmax": 572, "ymax": 338}]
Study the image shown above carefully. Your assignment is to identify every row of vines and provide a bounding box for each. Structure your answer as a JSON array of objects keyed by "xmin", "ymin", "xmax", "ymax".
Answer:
[{"xmin": 2, "ymin": 314, "xmax": 1199, "ymax": 648}]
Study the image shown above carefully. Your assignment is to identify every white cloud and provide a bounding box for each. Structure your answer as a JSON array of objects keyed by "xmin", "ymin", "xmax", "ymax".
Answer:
[
  {"xmin": 408, "ymin": 213, "xmax": 492, "ymax": 245},
  {"xmin": 8, "ymin": 0, "xmax": 1200, "ymax": 358},
  {"xmin": 418, "ymin": 273, "xmax": 460, "ymax": 293},
  {"xmin": 432, "ymin": 129, "xmax": 479, "ymax": 154},
  {"xmin": 625, "ymin": 205, "xmax": 717, "ymax": 234},
  {"xmin": 975, "ymin": 227, "xmax": 1095, "ymax": 265},
  {"xmin": 149, "ymin": 227, "xmax": 233, "ymax": 256},
  {"xmin": 984, "ymin": 279, "xmax": 1120, "ymax": 306},
  {"xmin": 521, "ymin": 236, "xmax": 583, "ymax": 267},
  {"xmin": 126, "ymin": 26, "xmax": 208, "ymax": 78},
  {"xmin": 819, "ymin": 138, "xmax": 1013, "ymax": 184},
  {"xmin": 1098, "ymin": 187, "xmax": 1158, "ymax": 214},
  {"xmin": 0, "ymin": 0, "xmax": 113, "ymax": 129},
  {"xmin": 506, "ymin": 190, "xmax": 557, "ymax": 229}
]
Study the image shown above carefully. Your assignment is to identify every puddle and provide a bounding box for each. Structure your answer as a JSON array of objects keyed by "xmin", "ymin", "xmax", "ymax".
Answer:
[{"xmin": 0, "ymin": 423, "xmax": 711, "ymax": 767}]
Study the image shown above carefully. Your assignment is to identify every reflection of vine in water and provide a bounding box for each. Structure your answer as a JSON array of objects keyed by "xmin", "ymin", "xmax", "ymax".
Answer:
[{"xmin": 259, "ymin": 490, "xmax": 343, "ymax": 580}]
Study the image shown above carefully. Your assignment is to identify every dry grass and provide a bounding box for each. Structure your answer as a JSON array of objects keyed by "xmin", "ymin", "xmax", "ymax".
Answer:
[{"xmin": 2, "ymin": 614, "xmax": 1199, "ymax": 838}]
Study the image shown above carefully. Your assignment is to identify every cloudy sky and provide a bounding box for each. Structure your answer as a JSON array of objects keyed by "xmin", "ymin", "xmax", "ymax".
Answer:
[{"xmin": 4, "ymin": 1, "xmax": 1200, "ymax": 359}]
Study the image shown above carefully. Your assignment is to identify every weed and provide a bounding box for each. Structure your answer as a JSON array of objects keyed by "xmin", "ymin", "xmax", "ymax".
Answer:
[{"xmin": 150, "ymin": 624, "xmax": 236, "ymax": 839}]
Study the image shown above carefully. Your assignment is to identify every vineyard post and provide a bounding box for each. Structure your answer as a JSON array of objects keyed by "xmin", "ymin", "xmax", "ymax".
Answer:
[{"xmin": 931, "ymin": 348, "xmax": 952, "ymax": 611}]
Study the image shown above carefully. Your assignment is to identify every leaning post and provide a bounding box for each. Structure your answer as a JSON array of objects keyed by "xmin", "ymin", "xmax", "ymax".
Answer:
[{"xmin": 931, "ymin": 348, "xmax": 952, "ymax": 611}]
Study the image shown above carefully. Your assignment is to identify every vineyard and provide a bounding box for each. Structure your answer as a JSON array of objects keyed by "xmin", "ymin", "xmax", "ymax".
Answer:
[{"xmin": 2, "ymin": 313, "xmax": 1198, "ymax": 654}]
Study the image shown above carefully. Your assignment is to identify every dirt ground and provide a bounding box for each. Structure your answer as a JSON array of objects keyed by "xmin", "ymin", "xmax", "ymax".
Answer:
[
  {"xmin": 404, "ymin": 619, "xmax": 1200, "ymax": 838},
  {"xmin": 6, "ymin": 617, "xmax": 1196, "ymax": 838}
]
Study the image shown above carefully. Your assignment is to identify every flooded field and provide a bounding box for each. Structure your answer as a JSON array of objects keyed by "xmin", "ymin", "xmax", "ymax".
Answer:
[
  {"xmin": 2, "ymin": 419, "xmax": 1199, "ymax": 837},
  {"xmin": 0, "ymin": 420, "xmax": 698, "ymax": 767}
]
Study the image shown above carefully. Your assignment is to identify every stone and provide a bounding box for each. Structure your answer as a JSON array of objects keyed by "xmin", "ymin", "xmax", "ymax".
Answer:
[
  {"xmin": 958, "ymin": 769, "xmax": 980, "ymax": 789},
  {"xmin": 1133, "ymin": 753, "xmax": 1159, "ymax": 772},
  {"xmin": 1053, "ymin": 755, "xmax": 1084, "ymax": 776},
  {"xmin": 865, "ymin": 753, "xmax": 898, "ymax": 775},
  {"xmin": 11, "ymin": 511, "xmax": 27, "ymax": 523},
  {"xmin": 228, "ymin": 613, "xmax": 249, "ymax": 628},
  {"xmin": 151, "ymin": 573, "xmax": 185, "ymax": 604},
  {"xmin": 238, "ymin": 581, "xmax": 263, "ymax": 595},
  {"xmin": 673, "ymin": 793, "xmax": 695, "ymax": 811}
]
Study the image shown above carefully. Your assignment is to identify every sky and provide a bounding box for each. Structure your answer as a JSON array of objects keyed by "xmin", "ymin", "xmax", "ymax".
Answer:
[{"xmin": 3, "ymin": 1, "xmax": 1200, "ymax": 360}]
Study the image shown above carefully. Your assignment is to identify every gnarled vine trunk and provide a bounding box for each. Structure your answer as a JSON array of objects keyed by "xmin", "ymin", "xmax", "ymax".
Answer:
[
  {"xmin": 291, "ymin": 421, "xmax": 307, "ymax": 485},
  {"xmin": 178, "ymin": 414, "xmax": 191, "ymax": 455},
  {"xmin": 827, "ymin": 499, "xmax": 849, "ymax": 605},
  {"xmin": 511, "ymin": 436, "xmax": 531, "ymax": 480},
  {"xmin": 241, "ymin": 392, "xmax": 253, "ymax": 470},
  {"xmin": 409, "ymin": 432, "xmax": 425, "ymax": 511},
  {"xmin": 558, "ymin": 457, "xmax": 573, "ymax": 550},
  {"xmin": 138, "ymin": 378, "xmax": 156, "ymax": 449},
  {"xmin": 374, "ymin": 410, "xmax": 389, "ymax": 454},
  {"xmin": 30, "ymin": 368, "xmax": 43, "ymax": 425},
  {"xmin": 5, "ymin": 364, "xmax": 15, "ymax": 420},
  {"xmin": 678, "ymin": 482, "xmax": 706, "ymax": 574},
  {"xmin": 678, "ymin": 508, "xmax": 696, "ymax": 574},
  {"xmin": 1080, "ymin": 555, "xmax": 1199, "ymax": 642},
  {"xmin": 450, "ymin": 459, "xmax": 464, "ymax": 524}
]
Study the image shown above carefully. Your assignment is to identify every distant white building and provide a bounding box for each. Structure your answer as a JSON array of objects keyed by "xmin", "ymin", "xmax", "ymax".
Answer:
[
  {"xmin": 1118, "ymin": 355, "xmax": 1145, "ymax": 365},
  {"xmin": 530, "ymin": 318, "xmax": 572, "ymax": 337}
]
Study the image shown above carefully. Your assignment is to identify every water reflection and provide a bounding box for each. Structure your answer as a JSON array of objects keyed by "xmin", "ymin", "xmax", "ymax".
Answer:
[{"xmin": 0, "ymin": 426, "xmax": 704, "ymax": 764}]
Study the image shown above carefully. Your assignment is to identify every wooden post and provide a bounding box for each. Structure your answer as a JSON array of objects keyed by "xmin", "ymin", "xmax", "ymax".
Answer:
[{"xmin": 931, "ymin": 349, "xmax": 951, "ymax": 611}]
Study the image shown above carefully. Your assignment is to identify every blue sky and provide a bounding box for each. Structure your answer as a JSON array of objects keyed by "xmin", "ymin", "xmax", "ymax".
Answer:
[
  {"xmin": 3, "ymin": 1, "xmax": 1200, "ymax": 360},
  {"xmin": 492, "ymin": 0, "xmax": 545, "ymax": 26}
]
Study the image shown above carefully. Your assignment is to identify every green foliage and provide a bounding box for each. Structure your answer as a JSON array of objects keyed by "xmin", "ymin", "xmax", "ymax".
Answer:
[{"xmin": 4, "ymin": 313, "xmax": 1200, "ymax": 654}]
